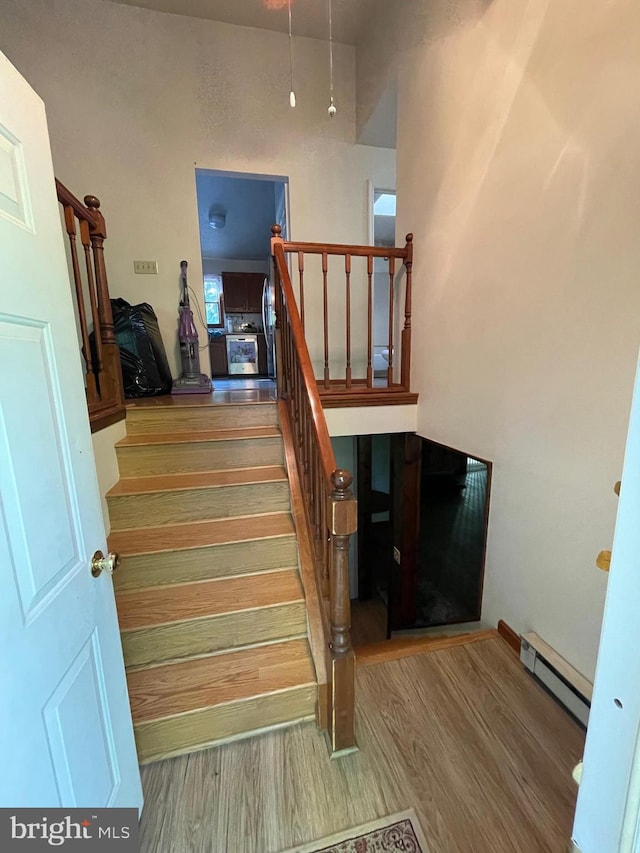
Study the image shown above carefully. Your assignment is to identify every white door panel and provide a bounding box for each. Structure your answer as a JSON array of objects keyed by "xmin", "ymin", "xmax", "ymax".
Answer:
[{"xmin": 0, "ymin": 51, "xmax": 142, "ymax": 809}]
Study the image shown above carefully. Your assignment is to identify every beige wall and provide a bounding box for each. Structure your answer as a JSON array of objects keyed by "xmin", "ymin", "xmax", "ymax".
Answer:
[
  {"xmin": 396, "ymin": 0, "xmax": 640, "ymax": 680},
  {"xmin": 91, "ymin": 419, "xmax": 126, "ymax": 534},
  {"xmin": 0, "ymin": 0, "xmax": 395, "ymax": 380},
  {"xmin": 355, "ymin": 0, "xmax": 486, "ymax": 140}
]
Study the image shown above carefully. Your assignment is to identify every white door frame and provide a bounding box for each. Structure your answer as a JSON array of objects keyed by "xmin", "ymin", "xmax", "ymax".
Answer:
[{"xmin": 573, "ymin": 348, "xmax": 640, "ymax": 851}]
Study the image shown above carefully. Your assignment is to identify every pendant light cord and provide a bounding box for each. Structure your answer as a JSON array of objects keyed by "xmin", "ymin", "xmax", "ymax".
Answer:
[
  {"xmin": 328, "ymin": 0, "xmax": 334, "ymax": 97},
  {"xmin": 288, "ymin": 0, "xmax": 295, "ymax": 105}
]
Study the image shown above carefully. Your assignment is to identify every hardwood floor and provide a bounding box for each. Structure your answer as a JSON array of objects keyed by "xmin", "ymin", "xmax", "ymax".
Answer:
[{"xmin": 138, "ymin": 637, "xmax": 584, "ymax": 853}]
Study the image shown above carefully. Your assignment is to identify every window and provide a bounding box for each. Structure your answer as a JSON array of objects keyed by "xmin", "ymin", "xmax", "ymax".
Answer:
[{"xmin": 204, "ymin": 275, "xmax": 224, "ymax": 327}]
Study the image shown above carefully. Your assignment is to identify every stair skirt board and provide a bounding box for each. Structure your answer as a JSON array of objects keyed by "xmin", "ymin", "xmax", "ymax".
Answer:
[
  {"xmin": 116, "ymin": 437, "xmax": 285, "ymax": 476},
  {"xmin": 120, "ymin": 603, "xmax": 308, "ymax": 667},
  {"xmin": 107, "ymin": 480, "xmax": 291, "ymax": 528},
  {"xmin": 125, "ymin": 403, "xmax": 278, "ymax": 434},
  {"xmin": 112, "ymin": 538, "xmax": 299, "ymax": 590},
  {"xmin": 134, "ymin": 691, "xmax": 317, "ymax": 764}
]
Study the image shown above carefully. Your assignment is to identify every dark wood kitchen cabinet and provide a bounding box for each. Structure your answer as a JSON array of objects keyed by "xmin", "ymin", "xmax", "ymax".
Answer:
[
  {"xmin": 222, "ymin": 272, "xmax": 264, "ymax": 314},
  {"xmin": 209, "ymin": 337, "xmax": 228, "ymax": 377}
]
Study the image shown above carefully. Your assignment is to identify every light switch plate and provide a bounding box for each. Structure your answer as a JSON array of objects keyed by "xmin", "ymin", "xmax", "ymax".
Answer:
[
  {"xmin": 393, "ymin": 546, "xmax": 401, "ymax": 565},
  {"xmin": 133, "ymin": 260, "xmax": 158, "ymax": 274}
]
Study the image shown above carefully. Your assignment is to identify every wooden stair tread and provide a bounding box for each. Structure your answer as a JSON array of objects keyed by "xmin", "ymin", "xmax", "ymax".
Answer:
[
  {"xmin": 107, "ymin": 465, "xmax": 287, "ymax": 496},
  {"xmin": 127, "ymin": 638, "xmax": 314, "ymax": 723},
  {"xmin": 108, "ymin": 512, "xmax": 295, "ymax": 556},
  {"xmin": 117, "ymin": 569, "xmax": 304, "ymax": 631},
  {"xmin": 126, "ymin": 394, "xmax": 275, "ymax": 409},
  {"xmin": 116, "ymin": 426, "xmax": 281, "ymax": 447}
]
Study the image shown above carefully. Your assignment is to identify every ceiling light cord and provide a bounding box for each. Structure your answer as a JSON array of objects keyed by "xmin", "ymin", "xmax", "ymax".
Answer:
[
  {"xmin": 327, "ymin": 0, "xmax": 336, "ymax": 117},
  {"xmin": 288, "ymin": 0, "xmax": 296, "ymax": 108}
]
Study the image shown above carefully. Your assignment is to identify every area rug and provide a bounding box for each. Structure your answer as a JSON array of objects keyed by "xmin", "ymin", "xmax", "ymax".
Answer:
[{"xmin": 278, "ymin": 809, "xmax": 430, "ymax": 852}]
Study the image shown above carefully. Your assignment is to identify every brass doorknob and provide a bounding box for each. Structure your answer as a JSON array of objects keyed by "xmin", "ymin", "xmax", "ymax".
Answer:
[{"xmin": 91, "ymin": 550, "xmax": 121, "ymax": 578}]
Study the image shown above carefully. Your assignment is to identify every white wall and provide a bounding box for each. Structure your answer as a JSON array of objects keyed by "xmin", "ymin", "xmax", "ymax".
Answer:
[
  {"xmin": 325, "ymin": 405, "xmax": 417, "ymax": 438},
  {"xmin": 355, "ymin": 0, "xmax": 485, "ymax": 140},
  {"xmin": 395, "ymin": 0, "xmax": 640, "ymax": 680},
  {"xmin": 0, "ymin": 0, "xmax": 395, "ymax": 381},
  {"xmin": 91, "ymin": 419, "xmax": 126, "ymax": 534}
]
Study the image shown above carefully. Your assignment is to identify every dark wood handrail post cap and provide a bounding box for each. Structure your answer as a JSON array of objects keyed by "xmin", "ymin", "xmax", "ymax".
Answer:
[
  {"xmin": 331, "ymin": 469, "xmax": 353, "ymax": 497},
  {"xmin": 84, "ymin": 195, "xmax": 107, "ymax": 238},
  {"xmin": 271, "ymin": 223, "xmax": 282, "ymax": 237},
  {"xmin": 404, "ymin": 233, "xmax": 414, "ymax": 265},
  {"xmin": 329, "ymin": 469, "xmax": 357, "ymax": 536}
]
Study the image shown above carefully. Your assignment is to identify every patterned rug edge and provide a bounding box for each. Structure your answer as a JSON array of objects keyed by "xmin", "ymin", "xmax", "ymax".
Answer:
[{"xmin": 276, "ymin": 808, "xmax": 430, "ymax": 853}]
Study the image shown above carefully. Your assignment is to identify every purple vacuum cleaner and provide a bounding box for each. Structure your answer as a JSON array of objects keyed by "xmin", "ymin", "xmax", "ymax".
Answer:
[{"xmin": 171, "ymin": 260, "xmax": 211, "ymax": 395}]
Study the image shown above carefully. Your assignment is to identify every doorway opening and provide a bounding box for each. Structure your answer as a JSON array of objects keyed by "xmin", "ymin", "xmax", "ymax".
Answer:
[
  {"xmin": 351, "ymin": 432, "xmax": 492, "ymax": 647},
  {"xmin": 415, "ymin": 438, "xmax": 491, "ymax": 627},
  {"xmin": 194, "ymin": 168, "xmax": 289, "ymax": 383}
]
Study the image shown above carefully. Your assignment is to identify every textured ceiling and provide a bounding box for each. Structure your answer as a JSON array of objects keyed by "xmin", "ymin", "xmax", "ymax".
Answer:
[{"xmin": 110, "ymin": 0, "xmax": 375, "ymax": 45}]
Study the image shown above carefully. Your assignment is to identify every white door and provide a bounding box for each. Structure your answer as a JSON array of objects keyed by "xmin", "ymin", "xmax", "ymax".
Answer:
[
  {"xmin": 573, "ymin": 349, "xmax": 640, "ymax": 852},
  {"xmin": 0, "ymin": 52, "xmax": 142, "ymax": 809}
]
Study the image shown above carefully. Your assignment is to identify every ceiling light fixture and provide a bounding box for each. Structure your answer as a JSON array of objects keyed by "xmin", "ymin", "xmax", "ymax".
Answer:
[
  {"xmin": 208, "ymin": 208, "xmax": 226, "ymax": 230},
  {"xmin": 327, "ymin": 0, "xmax": 336, "ymax": 117}
]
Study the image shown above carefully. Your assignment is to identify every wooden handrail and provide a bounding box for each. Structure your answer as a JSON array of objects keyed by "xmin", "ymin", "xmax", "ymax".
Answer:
[
  {"xmin": 271, "ymin": 225, "xmax": 357, "ymax": 754},
  {"xmin": 282, "ymin": 240, "xmax": 408, "ymax": 259},
  {"xmin": 280, "ymin": 232, "xmax": 414, "ymax": 395},
  {"xmin": 55, "ymin": 179, "xmax": 100, "ymax": 226},
  {"xmin": 56, "ymin": 179, "xmax": 124, "ymax": 433}
]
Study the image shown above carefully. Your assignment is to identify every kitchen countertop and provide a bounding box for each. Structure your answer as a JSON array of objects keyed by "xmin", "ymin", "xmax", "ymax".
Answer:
[{"xmin": 210, "ymin": 330, "xmax": 265, "ymax": 338}]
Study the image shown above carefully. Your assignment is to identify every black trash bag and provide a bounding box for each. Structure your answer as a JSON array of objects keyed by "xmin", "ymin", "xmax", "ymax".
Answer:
[{"xmin": 110, "ymin": 298, "xmax": 173, "ymax": 398}]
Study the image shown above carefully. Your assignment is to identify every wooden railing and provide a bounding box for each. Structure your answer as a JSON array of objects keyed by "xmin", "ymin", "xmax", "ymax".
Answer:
[
  {"xmin": 275, "ymin": 227, "xmax": 414, "ymax": 400},
  {"xmin": 271, "ymin": 228, "xmax": 358, "ymax": 754},
  {"xmin": 56, "ymin": 180, "xmax": 124, "ymax": 433}
]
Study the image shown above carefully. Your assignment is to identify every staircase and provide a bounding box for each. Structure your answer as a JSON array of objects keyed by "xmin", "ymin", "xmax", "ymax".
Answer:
[{"xmin": 107, "ymin": 396, "xmax": 317, "ymax": 764}]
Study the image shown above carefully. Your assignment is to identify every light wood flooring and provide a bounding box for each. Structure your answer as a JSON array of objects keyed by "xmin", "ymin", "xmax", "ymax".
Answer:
[
  {"xmin": 351, "ymin": 597, "xmax": 388, "ymax": 646},
  {"xmin": 138, "ymin": 635, "xmax": 584, "ymax": 853}
]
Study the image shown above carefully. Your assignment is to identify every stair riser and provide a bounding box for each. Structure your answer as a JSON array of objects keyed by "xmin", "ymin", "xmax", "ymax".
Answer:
[
  {"xmin": 126, "ymin": 404, "xmax": 278, "ymax": 435},
  {"xmin": 134, "ymin": 685, "xmax": 316, "ymax": 764},
  {"xmin": 122, "ymin": 602, "xmax": 307, "ymax": 668},
  {"xmin": 116, "ymin": 437, "xmax": 284, "ymax": 476},
  {"xmin": 112, "ymin": 537, "xmax": 298, "ymax": 591},
  {"xmin": 108, "ymin": 481, "xmax": 290, "ymax": 530}
]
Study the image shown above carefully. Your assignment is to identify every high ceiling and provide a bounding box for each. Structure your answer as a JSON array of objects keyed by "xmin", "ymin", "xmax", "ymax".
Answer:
[{"xmin": 110, "ymin": 0, "xmax": 375, "ymax": 45}]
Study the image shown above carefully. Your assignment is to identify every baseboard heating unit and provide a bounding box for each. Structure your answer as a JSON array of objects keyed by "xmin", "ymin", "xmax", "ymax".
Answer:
[{"xmin": 520, "ymin": 632, "xmax": 592, "ymax": 727}]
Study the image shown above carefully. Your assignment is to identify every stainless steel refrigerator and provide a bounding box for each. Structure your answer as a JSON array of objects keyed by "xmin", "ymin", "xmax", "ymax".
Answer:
[{"xmin": 261, "ymin": 276, "xmax": 276, "ymax": 378}]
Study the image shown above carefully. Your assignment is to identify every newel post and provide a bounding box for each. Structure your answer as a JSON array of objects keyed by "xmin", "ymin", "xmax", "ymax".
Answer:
[
  {"xmin": 401, "ymin": 232, "xmax": 413, "ymax": 391},
  {"xmin": 85, "ymin": 195, "xmax": 124, "ymax": 409},
  {"xmin": 85, "ymin": 196, "xmax": 115, "ymax": 346},
  {"xmin": 271, "ymin": 224, "xmax": 285, "ymax": 401},
  {"xmin": 327, "ymin": 469, "xmax": 357, "ymax": 755}
]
